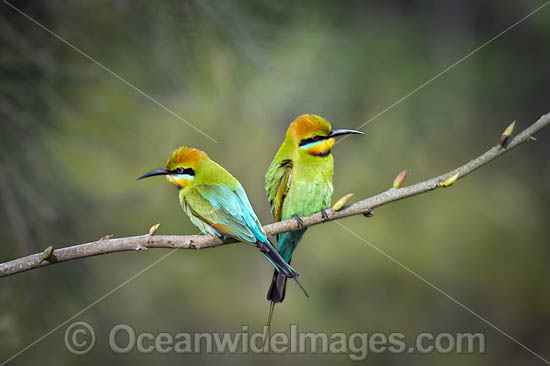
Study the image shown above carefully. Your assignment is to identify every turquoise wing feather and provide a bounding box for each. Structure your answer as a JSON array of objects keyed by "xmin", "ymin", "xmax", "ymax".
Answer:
[
  {"xmin": 182, "ymin": 183, "xmax": 267, "ymax": 244},
  {"xmin": 182, "ymin": 183, "xmax": 299, "ymax": 278}
]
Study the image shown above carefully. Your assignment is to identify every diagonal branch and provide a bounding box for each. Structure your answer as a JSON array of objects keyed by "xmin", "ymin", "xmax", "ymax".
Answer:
[{"xmin": 1, "ymin": 113, "xmax": 549, "ymax": 278}]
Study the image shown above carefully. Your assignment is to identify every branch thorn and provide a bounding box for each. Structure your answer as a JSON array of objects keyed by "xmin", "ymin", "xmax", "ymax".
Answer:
[{"xmin": 363, "ymin": 208, "xmax": 374, "ymax": 218}]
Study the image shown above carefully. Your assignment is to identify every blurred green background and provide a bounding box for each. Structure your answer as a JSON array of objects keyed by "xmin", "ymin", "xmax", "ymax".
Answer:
[{"xmin": 1, "ymin": 0, "xmax": 549, "ymax": 364}]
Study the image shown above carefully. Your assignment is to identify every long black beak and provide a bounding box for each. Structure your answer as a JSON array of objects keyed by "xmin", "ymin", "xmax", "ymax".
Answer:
[
  {"xmin": 327, "ymin": 129, "xmax": 365, "ymax": 138},
  {"xmin": 137, "ymin": 168, "xmax": 169, "ymax": 180}
]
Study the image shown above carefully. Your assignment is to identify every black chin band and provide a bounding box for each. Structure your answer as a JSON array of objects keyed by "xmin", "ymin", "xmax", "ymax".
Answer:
[{"xmin": 311, "ymin": 149, "xmax": 331, "ymax": 157}]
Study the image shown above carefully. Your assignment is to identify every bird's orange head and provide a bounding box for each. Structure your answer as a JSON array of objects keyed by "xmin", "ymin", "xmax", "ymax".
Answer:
[
  {"xmin": 138, "ymin": 146, "xmax": 207, "ymax": 190},
  {"xmin": 286, "ymin": 114, "xmax": 364, "ymax": 157}
]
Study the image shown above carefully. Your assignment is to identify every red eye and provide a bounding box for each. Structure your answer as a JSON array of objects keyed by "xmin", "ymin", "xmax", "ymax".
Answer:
[
  {"xmin": 176, "ymin": 167, "xmax": 184, "ymax": 174},
  {"xmin": 312, "ymin": 136, "xmax": 319, "ymax": 141}
]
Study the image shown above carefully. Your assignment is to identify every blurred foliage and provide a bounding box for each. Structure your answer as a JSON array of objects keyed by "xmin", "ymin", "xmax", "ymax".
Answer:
[{"xmin": 1, "ymin": 0, "xmax": 549, "ymax": 364}]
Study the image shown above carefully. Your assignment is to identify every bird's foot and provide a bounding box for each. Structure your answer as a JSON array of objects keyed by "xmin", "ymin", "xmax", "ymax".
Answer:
[
  {"xmin": 189, "ymin": 239, "xmax": 201, "ymax": 250},
  {"xmin": 292, "ymin": 215, "xmax": 304, "ymax": 228},
  {"xmin": 321, "ymin": 209, "xmax": 330, "ymax": 222},
  {"xmin": 363, "ymin": 208, "xmax": 374, "ymax": 218}
]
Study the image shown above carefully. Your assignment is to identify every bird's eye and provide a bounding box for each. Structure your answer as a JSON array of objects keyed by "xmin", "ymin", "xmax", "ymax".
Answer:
[
  {"xmin": 176, "ymin": 167, "xmax": 184, "ymax": 174},
  {"xmin": 298, "ymin": 135, "xmax": 326, "ymax": 147}
]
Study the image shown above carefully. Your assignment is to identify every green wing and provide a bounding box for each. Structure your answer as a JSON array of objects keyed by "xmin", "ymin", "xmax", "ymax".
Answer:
[
  {"xmin": 182, "ymin": 183, "xmax": 267, "ymax": 244},
  {"xmin": 265, "ymin": 159, "xmax": 293, "ymax": 222}
]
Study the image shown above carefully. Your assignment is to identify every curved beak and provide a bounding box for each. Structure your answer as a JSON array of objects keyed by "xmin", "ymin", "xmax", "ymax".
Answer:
[
  {"xmin": 137, "ymin": 168, "xmax": 169, "ymax": 180},
  {"xmin": 327, "ymin": 129, "xmax": 365, "ymax": 138}
]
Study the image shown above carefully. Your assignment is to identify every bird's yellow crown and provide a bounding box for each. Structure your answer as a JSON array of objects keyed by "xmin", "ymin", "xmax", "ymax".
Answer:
[
  {"xmin": 287, "ymin": 114, "xmax": 332, "ymax": 141},
  {"xmin": 164, "ymin": 147, "xmax": 208, "ymax": 189},
  {"xmin": 286, "ymin": 114, "xmax": 334, "ymax": 156},
  {"xmin": 166, "ymin": 147, "xmax": 207, "ymax": 171}
]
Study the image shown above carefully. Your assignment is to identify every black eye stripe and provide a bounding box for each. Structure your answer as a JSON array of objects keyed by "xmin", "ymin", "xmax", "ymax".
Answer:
[
  {"xmin": 171, "ymin": 167, "xmax": 195, "ymax": 176},
  {"xmin": 299, "ymin": 135, "xmax": 326, "ymax": 147}
]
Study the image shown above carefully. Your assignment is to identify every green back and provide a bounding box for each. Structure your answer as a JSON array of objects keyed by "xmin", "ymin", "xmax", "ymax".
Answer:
[{"xmin": 179, "ymin": 159, "xmax": 268, "ymax": 244}]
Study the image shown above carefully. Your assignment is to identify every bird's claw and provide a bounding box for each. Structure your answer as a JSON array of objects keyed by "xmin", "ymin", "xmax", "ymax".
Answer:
[
  {"xmin": 190, "ymin": 240, "xmax": 200, "ymax": 250},
  {"xmin": 321, "ymin": 209, "xmax": 329, "ymax": 222},
  {"xmin": 292, "ymin": 215, "xmax": 304, "ymax": 228}
]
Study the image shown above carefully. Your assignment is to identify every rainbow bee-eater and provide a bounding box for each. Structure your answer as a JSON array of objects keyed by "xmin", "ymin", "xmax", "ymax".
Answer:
[
  {"xmin": 265, "ymin": 114, "xmax": 363, "ymax": 320},
  {"xmin": 138, "ymin": 146, "xmax": 307, "ymax": 295}
]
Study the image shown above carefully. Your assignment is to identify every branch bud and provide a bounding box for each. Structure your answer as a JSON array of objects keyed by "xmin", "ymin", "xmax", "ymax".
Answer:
[
  {"xmin": 332, "ymin": 193, "xmax": 354, "ymax": 211},
  {"xmin": 148, "ymin": 223, "xmax": 160, "ymax": 236},
  {"xmin": 439, "ymin": 171, "xmax": 460, "ymax": 187},
  {"xmin": 498, "ymin": 121, "xmax": 515, "ymax": 148},
  {"xmin": 392, "ymin": 169, "xmax": 409, "ymax": 188},
  {"xmin": 41, "ymin": 245, "xmax": 55, "ymax": 260},
  {"xmin": 99, "ymin": 234, "xmax": 113, "ymax": 241}
]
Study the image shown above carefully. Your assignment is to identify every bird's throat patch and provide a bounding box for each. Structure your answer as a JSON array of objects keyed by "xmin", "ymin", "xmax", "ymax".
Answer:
[{"xmin": 302, "ymin": 138, "xmax": 334, "ymax": 157}]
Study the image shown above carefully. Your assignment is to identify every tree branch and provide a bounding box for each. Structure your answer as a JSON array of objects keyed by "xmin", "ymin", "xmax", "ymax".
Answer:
[{"xmin": 1, "ymin": 113, "xmax": 549, "ymax": 278}]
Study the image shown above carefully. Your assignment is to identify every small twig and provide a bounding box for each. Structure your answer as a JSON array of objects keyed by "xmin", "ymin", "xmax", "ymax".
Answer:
[{"xmin": 1, "ymin": 112, "xmax": 549, "ymax": 278}]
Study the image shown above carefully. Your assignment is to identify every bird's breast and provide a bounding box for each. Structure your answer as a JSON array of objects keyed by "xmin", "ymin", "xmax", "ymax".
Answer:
[{"xmin": 282, "ymin": 162, "xmax": 333, "ymax": 219}]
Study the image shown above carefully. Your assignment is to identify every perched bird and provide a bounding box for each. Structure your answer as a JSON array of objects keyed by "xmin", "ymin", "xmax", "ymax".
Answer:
[
  {"xmin": 265, "ymin": 114, "xmax": 363, "ymax": 322},
  {"xmin": 138, "ymin": 146, "xmax": 307, "ymax": 295}
]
